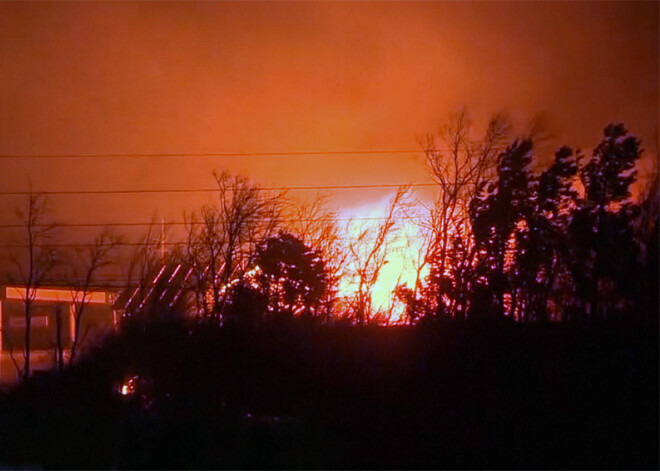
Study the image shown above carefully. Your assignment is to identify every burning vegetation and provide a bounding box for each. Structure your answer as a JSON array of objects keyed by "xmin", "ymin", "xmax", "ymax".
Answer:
[{"xmin": 0, "ymin": 116, "xmax": 657, "ymax": 469}]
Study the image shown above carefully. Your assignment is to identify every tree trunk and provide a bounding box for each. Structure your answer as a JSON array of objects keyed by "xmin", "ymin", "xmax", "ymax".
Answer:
[
  {"xmin": 55, "ymin": 305, "xmax": 64, "ymax": 371},
  {"xmin": 23, "ymin": 300, "xmax": 31, "ymax": 380}
]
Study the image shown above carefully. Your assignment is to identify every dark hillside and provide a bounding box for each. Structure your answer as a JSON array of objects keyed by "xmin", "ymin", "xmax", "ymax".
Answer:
[{"xmin": 0, "ymin": 319, "xmax": 656, "ymax": 469}]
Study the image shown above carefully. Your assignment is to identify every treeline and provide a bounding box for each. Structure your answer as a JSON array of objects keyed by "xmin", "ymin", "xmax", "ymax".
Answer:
[
  {"xmin": 1, "ymin": 113, "xmax": 657, "ymax": 468},
  {"xmin": 121, "ymin": 115, "xmax": 657, "ymax": 326},
  {"xmin": 7, "ymin": 113, "xmax": 658, "ymax": 333},
  {"xmin": 401, "ymin": 117, "xmax": 658, "ymax": 323}
]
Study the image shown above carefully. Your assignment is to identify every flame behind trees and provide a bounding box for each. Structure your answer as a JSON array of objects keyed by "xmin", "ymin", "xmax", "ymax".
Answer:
[
  {"xmin": 409, "ymin": 120, "xmax": 647, "ymax": 322},
  {"xmin": 118, "ymin": 118, "xmax": 651, "ymax": 325},
  {"xmin": 5, "ymin": 118, "xmax": 653, "ymax": 330},
  {"xmin": 346, "ymin": 187, "xmax": 410, "ymax": 325},
  {"xmin": 390, "ymin": 113, "xmax": 651, "ymax": 324}
]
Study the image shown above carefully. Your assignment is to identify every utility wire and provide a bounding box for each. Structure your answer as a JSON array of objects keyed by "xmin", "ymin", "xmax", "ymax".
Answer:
[
  {"xmin": 0, "ymin": 149, "xmax": 426, "ymax": 159},
  {"xmin": 0, "ymin": 183, "xmax": 437, "ymax": 197},
  {"xmin": 0, "ymin": 214, "xmax": 432, "ymax": 229},
  {"xmin": 0, "ymin": 222, "xmax": 427, "ymax": 247},
  {"xmin": 0, "ymin": 167, "xmax": 652, "ymax": 197}
]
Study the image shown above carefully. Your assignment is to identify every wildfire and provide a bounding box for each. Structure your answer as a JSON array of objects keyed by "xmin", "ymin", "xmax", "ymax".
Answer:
[{"xmin": 340, "ymin": 196, "xmax": 429, "ymax": 324}]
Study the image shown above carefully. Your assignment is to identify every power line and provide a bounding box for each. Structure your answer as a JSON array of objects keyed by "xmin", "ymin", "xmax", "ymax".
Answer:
[
  {"xmin": 5, "ymin": 145, "xmax": 655, "ymax": 161},
  {"xmin": 0, "ymin": 182, "xmax": 436, "ymax": 197},
  {"xmin": 0, "ymin": 170, "xmax": 653, "ymax": 197},
  {"xmin": 0, "ymin": 215, "xmax": 429, "ymax": 229},
  {"xmin": 0, "ymin": 149, "xmax": 424, "ymax": 160},
  {"xmin": 0, "ymin": 218, "xmax": 430, "ymax": 247}
]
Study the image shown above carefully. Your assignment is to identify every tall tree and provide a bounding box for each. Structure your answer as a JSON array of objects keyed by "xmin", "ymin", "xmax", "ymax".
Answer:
[
  {"xmin": 420, "ymin": 109, "xmax": 510, "ymax": 320},
  {"xmin": 469, "ymin": 139, "xmax": 534, "ymax": 319},
  {"xmin": 513, "ymin": 145, "xmax": 579, "ymax": 321},
  {"xmin": 569, "ymin": 123, "xmax": 643, "ymax": 319}
]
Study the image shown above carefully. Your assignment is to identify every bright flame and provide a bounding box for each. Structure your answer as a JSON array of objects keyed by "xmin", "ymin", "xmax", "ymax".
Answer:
[
  {"xmin": 340, "ymin": 197, "xmax": 429, "ymax": 324},
  {"xmin": 372, "ymin": 221, "xmax": 428, "ymax": 323}
]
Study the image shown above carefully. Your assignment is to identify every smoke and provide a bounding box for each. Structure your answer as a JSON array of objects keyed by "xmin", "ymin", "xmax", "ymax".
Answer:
[{"xmin": 0, "ymin": 2, "xmax": 656, "ymax": 223}]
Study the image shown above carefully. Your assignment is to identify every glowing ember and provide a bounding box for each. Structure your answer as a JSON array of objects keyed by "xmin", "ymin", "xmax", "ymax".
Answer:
[{"xmin": 119, "ymin": 376, "xmax": 138, "ymax": 396}]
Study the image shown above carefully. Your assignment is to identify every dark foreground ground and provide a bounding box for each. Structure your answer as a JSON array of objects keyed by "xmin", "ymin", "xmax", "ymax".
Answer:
[{"xmin": 0, "ymin": 318, "xmax": 657, "ymax": 469}]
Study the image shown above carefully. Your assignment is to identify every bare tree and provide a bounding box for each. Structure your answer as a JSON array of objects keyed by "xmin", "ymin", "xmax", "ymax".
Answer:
[
  {"xmin": 6, "ymin": 193, "xmax": 59, "ymax": 380},
  {"xmin": 346, "ymin": 187, "xmax": 409, "ymax": 325},
  {"xmin": 420, "ymin": 108, "xmax": 510, "ymax": 319},
  {"xmin": 394, "ymin": 205, "xmax": 435, "ymax": 323},
  {"xmin": 182, "ymin": 207, "xmax": 221, "ymax": 319},
  {"xmin": 65, "ymin": 228, "xmax": 121, "ymax": 366},
  {"xmin": 181, "ymin": 171, "xmax": 285, "ymax": 321}
]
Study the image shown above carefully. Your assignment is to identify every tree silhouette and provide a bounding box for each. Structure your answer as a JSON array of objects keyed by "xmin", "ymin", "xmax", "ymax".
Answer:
[
  {"xmin": 66, "ymin": 228, "xmax": 121, "ymax": 365},
  {"xmin": 251, "ymin": 232, "xmax": 328, "ymax": 319},
  {"xmin": 181, "ymin": 171, "xmax": 284, "ymax": 321},
  {"xmin": 5, "ymin": 193, "xmax": 59, "ymax": 379},
  {"xmin": 420, "ymin": 109, "xmax": 510, "ymax": 320},
  {"xmin": 513, "ymin": 145, "xmax": 578, "ymax": 321},
  {"xmin": 346, "ymin": 187, "xmax": 409, "ymax": 325},
  {"xmin": 285, "ymin": 195, "xmax": 345, "ymax": 319},
  {"xmin": 469, "ymin": 139, "xmax": 534, "ymax": 319},
  {"xmin": 568, "ymin": 123, "xmax": 642, "ymax": 319}
]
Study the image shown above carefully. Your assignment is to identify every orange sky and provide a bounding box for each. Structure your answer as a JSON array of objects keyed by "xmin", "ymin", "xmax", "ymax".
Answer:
[{"xmin": 0, "ymin": 1, "xmax": 657, "ymax": 229}]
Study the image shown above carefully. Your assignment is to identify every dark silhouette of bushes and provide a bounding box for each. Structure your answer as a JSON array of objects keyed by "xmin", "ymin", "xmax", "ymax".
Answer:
[{"xmin": 0, "ymin": 316, "xmax": 656, "ymax": 469}]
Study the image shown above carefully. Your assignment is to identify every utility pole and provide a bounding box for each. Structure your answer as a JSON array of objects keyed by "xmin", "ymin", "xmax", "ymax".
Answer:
[{"xmin": 160, "ymin": 219, "xmax": 166, "ymax": 263}]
